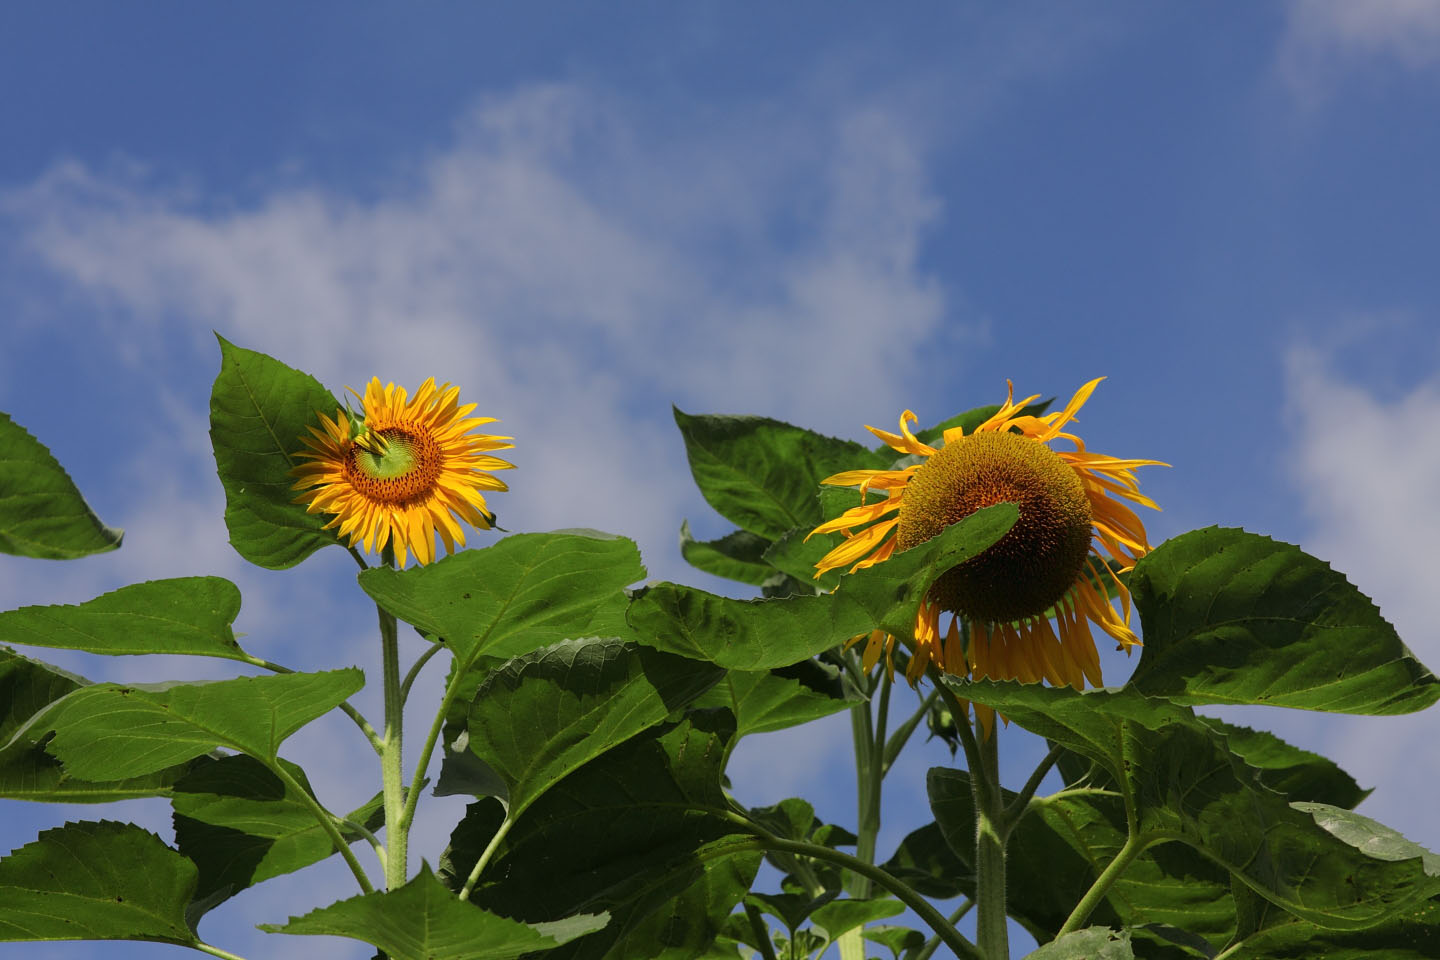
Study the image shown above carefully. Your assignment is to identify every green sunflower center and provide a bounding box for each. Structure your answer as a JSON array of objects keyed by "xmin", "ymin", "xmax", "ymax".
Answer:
[
  {"xmin": 895, "ymin": 430, "xmax": 1093, "ymax": 623},
  {"xmin": 344, "ymin": 427, "xmax": 443, "ymax": 505}
]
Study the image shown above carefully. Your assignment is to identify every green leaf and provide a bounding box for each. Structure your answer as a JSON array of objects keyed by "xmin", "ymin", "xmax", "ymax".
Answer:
[
  {"xmin": 1023, "ymin": 927, "xmax": 1133, "ymax": 960},
  {"xmin": 626, "ymin": 503, "xmax": 1017, "ymax": 669},
  {"xmin": 466, "ymin": 638, "xmax": 722, "ymax": 816},
  {"xmin": 1198, "ymin": 718, "xmax": 1368, "ymax": 809},
  {"xmin": 680, "ymin": 521, "xmax": 775, "ymax": 587},
  {"xmin": 360, "ymin": 532, "xmax": 646, "ymax": 667},
  {"xmin": 0, "ymin": 410, "xmax": 123, "ymax": 559},
  {"xmin": 457, "ymin": 712, "xmax": 761, "ymax": 960},
  {"xmin": 674, "ymin": 408, "xmax": 890, "ymax": 540},
  {"xmin": 956, "ymin": 680, "xmax": 1438, "ymax": 930},
  {"xmin": 881, "ymin": 822, "xmax": 972, "ymax": 899},
  {"xmin": 261, "ymin": 863, "xmax": 607, "ymax": 960},
  {"xmin": 209, "ymin": 334, "xmax": 341, "ymax": 569},
  {"xmin": 864, "ymin": 925, "xmax": 927, "ymax": 960},
  {"xmin": 1219, "ymin": 896, "xmax": 1440, "ymax": 959},
  {"xmin": 809, "ymin": 898, "xmax": 904, "ymax": 940},
  {"xmin": 0, "ymin": 578, "xmax": 251, "ymax": 661},
  {"xmin": 39, "ymin": 668, "xmax": 364, "ymax": 780},
  {"xmin": 747, "ymin": 798, "xmax": 851, "ymax": 900},
  {"xmin": 1128, "ymin": 527, "xmax": 1440, "ymax": 714},
  {"xmin": 0, "ymin": 820, "xmax": 198, "ymax": 945},
  {"xmin": 171, "ymin": 754, "xmax": 385, "ymax": 920},
  {"xmin": 692, "ymin": 660, "xmax": 859, "ymax": 746},
  {"xmin": 0, "ymin": 649, "xmax": 200, "ymax": 803}
]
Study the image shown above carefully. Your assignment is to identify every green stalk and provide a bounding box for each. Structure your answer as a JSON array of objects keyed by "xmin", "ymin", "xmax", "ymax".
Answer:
[
  {"xmin": 193, "ymin": 943, "xmax": 250, "ymax": 960},
  {"xmin": 1057, "ymin": 829, "xmax": 1147, "ymax": 936},
  {"xmin": 973, "ymin": 727, "xmax": 1009, "ymax": 960},
  {"xmin": 378, "ymin": 589, "xmax": 407, "ymax": 890},
  {"xmin": 268, "ymin": 761, "xmax": 374, "ymax": 894},
  {"xmin": 457, "ymin": 815, "xmax": 516, "ymax": 902}
]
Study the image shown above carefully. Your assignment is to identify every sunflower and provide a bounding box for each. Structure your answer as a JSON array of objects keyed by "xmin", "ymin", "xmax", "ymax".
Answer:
[
  {"xmin": 291, "ymin": 377, "xmax": 514, "ymax": 566},
  {"xmin": 807, "ymin": 379, "xmax": 1165, "ymax": 713}
]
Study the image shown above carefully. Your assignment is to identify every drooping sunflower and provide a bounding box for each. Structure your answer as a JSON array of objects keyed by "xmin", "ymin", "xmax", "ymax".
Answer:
[
  {"xmin": 807, "ymin": 379, "xmax": 1165, "ymax": 705},
  {"xmin": 291, "ymin": 377, "xmax": 514, "ymax": 566}
]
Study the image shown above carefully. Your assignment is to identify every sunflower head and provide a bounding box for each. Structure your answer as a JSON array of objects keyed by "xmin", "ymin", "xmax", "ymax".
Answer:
[
  {"xmin": 808, "ymin": 379, "xmax": 1166, "ymax": 699},
  {"xmin": 291, "ymin": 377, "xmax": 514, "ymax": 567}
]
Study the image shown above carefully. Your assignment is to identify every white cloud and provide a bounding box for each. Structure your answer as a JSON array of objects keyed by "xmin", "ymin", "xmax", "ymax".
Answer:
[
  {"xmin": 4, "ymin": 85, "xmax": 950, "ymax": 588},
  {"xmin": 1280, "ymin": 341, "xmax": 1440, "ymax": 850},
  {"xmin": 1279, "ymin": 0, "xmax": 1440, "ymax": 96}
]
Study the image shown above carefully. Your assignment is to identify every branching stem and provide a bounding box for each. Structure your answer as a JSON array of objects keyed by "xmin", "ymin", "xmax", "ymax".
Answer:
[{"xmin": 268, "ymin": 761, "xmax": 374, "ymax": 894}]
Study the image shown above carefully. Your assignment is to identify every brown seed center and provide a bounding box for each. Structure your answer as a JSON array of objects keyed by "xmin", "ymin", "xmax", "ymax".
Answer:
[{"xmin": 895, "ymin": 431, "xmax": 1093, "ymax": 623}]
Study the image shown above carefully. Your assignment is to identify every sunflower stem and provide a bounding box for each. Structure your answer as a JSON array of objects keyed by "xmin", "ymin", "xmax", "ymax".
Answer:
[
  {"xmin": 973, "ymin": 725, "xmax": 1010, "ymax": 960},
  {"xmin": 268, "ymin": 759, "xmax": 374, "ymax": 894},
  {"xmin": 457, "ymin": 814, "xmax": 516, "ymax": 901},
  {"xmin": 1057, "ymin": 789, "xmax": 1147, "ymax": 937},
  {"xmin": 377, "ymin": 550, "xmax": 408, "ymax": 891},
  {"xmin": 882, "ymin": 687, "xmax": 938, "ymax": 775},
  {"xmin": 931, "ymin": 666, "xmax": 1009, "ymax": 960},
  {"xmin": 1004, "ymin": 743, "xmax": 1063, "ymax": 823}
]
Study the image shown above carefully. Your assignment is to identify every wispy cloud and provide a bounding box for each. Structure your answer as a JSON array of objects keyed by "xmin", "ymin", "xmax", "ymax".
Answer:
[
  {"xmin": 4, "ymin": 85, "xmax": 951, "ymax": 588},
  {"xmin": 1281, "ymin": 339, "xmax": 1440, "ymax": 849},
  {"xmin": 1278, "ymin": 0, "xmax": 1440, "ymax": 98}
]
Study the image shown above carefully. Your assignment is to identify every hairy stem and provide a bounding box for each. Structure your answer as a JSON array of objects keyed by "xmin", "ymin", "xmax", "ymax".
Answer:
[
  {"xmin": 1005, "ymin": 743, "xmax": 1063, "ymax": 823},
  {"xmin": 379, "ymin": 599, "xmax": 407, "ymax": 890},
  {"xmin": 457, "ymin": 815, "xmax": 515, "ymax": 902},
  {"xmin": 399, "ymin": 641, "xmax": 444, "ymax": 705},
  {"xmin": 269, "ymin": 761, "xmax": 374, "ymax": 894},
  {"xmin": 973, "ymin": 726, "xmax": 1009, "ymax": 960},
  {"xmin": 1057, "ymin": 831, "xmax": 1148, "ymax": 937}
]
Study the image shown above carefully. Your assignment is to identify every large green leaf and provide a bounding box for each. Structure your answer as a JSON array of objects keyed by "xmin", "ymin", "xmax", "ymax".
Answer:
[
  {"xmin": 679, "ymin": 521, "xmax": 775, "ymax": 587},
  {"xmin": 0, "ymin": 577, "xmax": 251, "ymax": 661},
  {"xmin": 1220, "ymin": 895, "xmax": 1440, "ymax": 959},
  {"xmin": 359, "ymin": 531, "xmax": 645, "ymax": 666},
  {"xmin": 452, "ymin": 712, "xmax": 761, "ymax": 960},
  {"xmin": 0, "ymin": 648, "xmax": 199, "ymax": 803},
  {"xmin": 209, "ymin": 335, "xmax": 340, "ymax": 569},
  {"xmin": 0, "ymin": 411, "xmax": 123, "ymax": 559},
  {"xmin": 691, "ymin": 660, "xmax": 859, "ymax": 746},
  {"xmin": 0, "ymin": 820, "xmax": 198, "ymax": 945},
  {"xmin": 957, "ymin": 680, "xmax": 1439, "ymax": 931},
  {"xmin": 626, "ymin": 503, "xmax": 1017, "ymax": 669},
  {"xmin": 39, "ymin": 668, "xmax": 364, "ymax": 780},
  {"xmin": 673, "ymin": 408, "xmax": 891, "ymax": 541},
  {"xmin": 261, "ymin": 863, "xmax": 607, "ymax": 960},
  {"xmin": 465, "ymin": 637, "xmax": 721, "ymax": 816},
  {"xmin": 1128, "ymin": 527, "xmax": 1440, "ymax": 714},
  {"xmin": 1197, "ymin": 718, "xmax": 1368, "ymax": 810},
  {"xmin": 172, "ymin": 754, "xmax": 385, "ymax": 920}
]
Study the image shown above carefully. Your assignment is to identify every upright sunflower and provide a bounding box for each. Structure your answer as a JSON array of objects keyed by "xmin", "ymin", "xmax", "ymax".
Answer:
[
  {"xmin": 807, "ymin": 379, "xmax": 1165, "ymax": 701},
  {"xmin": 291, "ymin": 377, "xmax": 514, "ymax": 566}
]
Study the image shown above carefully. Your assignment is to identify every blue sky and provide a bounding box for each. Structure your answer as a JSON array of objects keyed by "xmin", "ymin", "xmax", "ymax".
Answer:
[{"xmin": 3, "ymin": 3, "xmax": 1440, "ymax": 958}]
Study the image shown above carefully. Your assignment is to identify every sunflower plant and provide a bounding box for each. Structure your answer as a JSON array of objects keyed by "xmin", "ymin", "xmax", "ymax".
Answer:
[{"xmin": 0, "ymin": 336, "xmax": 1437, "ymax": 960}]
